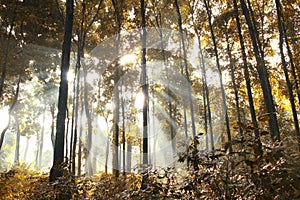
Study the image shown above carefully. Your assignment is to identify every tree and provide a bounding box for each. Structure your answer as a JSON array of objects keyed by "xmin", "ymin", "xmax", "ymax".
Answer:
[
  {"xmin": 49, "ymin": 0, "xmax": 74, "ymax": 182},
  {"xmin": 233, "ymin": 0, "xmax": 259, "ymax": 140},
  {"xmin": 274, "ymin": 0, "xmax": 300, "ymax": 148},
  {"xmin": 239, "ymin": 0, "xmax": 280, "ymax": 141},
  {"xmin": 174, "ymin": 0, "xmax": 196, "ymax": 138},
  {"xmin": 140, "ymin": 0, "xmax": 149, "ymax": 188},
  {"xmin": 203, "ymin": 0, "xmax": 231, "ymax": 150},
  {"xmin": 0, "ymin": 78, "xmax": 20, "ymax": 151}
]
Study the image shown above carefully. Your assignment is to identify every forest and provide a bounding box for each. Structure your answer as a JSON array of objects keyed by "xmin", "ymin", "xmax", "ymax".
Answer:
[{"xmin": 0, "ymin": 0, "xmax": 299, "ymax": 199}]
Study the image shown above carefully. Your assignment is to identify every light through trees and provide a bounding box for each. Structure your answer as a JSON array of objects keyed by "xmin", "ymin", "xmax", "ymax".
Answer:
[{"xmin": 0, "ymin": 2, "xmax": 299, "ymax": 194}]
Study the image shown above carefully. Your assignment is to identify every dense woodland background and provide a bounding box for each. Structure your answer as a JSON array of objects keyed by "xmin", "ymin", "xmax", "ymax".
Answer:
[{"xmin": 0, "ymin": 0, "xmax": 300, "ymax": 199}]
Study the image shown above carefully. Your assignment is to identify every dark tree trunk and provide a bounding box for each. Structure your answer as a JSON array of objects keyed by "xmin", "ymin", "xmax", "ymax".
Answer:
[
  {"xmin": 280, "ymin": 13, "xmax": 300, "ymax": 105},
  {"xmin": 233, "ymin": 0, "xmax": 260, "ymax": 140},
  {"xmin": 140, "ymin": 0, "xmax": 149, "ymax": 189},
  {"xmin": 49, "ymin": 0, "xmax": 74, "ymax": 182},
  {"xmin": 239, "ymin": 0, "xmax": 280, "ymax": 141},
  {"xmin": 203, "ymin": 0, "xmax": 231, "ymax": 151},
  {"xmin": 121, "ymin": 88, "xmax": 126, "ymax": 176},
  {"xmin": 275, "ymin": 0, "xmax": 300, "ymax": 147},
  {"xmin": 141, "ymin": 0, "xmax": 148, "ymax": 171}
]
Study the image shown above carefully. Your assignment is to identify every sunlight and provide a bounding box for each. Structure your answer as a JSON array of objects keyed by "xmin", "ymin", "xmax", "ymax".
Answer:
[
  {"xmin": 67, "ymin": 69, "xmax": 75, "ymax": 82},
  {"xmin": 0, "ymin": 107, "xmax": 9, "ymax": 131},
  {"xmin": 86, "ymin": 72, "xmax": 99, "ymax": 85},
  {"xmin": 120, "ymin": 54, "xmax": 137, "ymax": 66},
  {"xmin": 135, "ymin": 92, "xmax": 144, "ymax": 110}
]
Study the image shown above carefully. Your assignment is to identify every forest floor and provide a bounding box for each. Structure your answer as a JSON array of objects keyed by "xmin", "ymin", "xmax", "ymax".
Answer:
[
  {"xmin": 0, "ymin": 168, "xmax": 145, "ymax": 199},
  {"xmin": 1, "ymin": 139, "xmax": 300, "ymax": 199}
]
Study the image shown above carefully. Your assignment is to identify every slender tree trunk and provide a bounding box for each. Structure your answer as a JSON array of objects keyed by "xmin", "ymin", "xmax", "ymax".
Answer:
[
  {"xmin": 50, "ymin": 104, "xmax": 56, "ymax": 149},
  {"xmin": 23, "ymin": 137, "xmax": 29, "ymax": 162},
  {"xmin": 140, "ymin": 0, "xmax": 148, "ymax": 173},
  {"xmin": 77, "ymin": 90, "xmax": 84, "ymax": 176},
  {"xmin": 275, "ymin": 0, "xmax": 300, "ymax": 147},
  {"xmin": 179, "ymin": 53, "xmax": 189, "ymax": 166},
  {"xmin": 38, "ymin": 107, "xmax": 46, "ymax": 169},
  {"xmin": 71, "ymin": 61, "xmax": 81, "ymax": 174},
  {"xmin": 83, "ymin": 65, "xmax": 93, "ymax": 176},
  {"xmin": 156, "ymin": 13, "xmax": 176, "ymax": 168},
  {"xmin": 71, "ymin": 24, "xmax": 84, "ymax": 175},
  {"xmin": 239, "ymin": 0, "xmax": 280, "ymax": 141},
  {"xmin": 225, "ymin": 31, "xmax": 243, "ymax": 138},
  {"xmin": 50, "ymin": 0, "xmax": 74, "ymax": 182},
  {"xmin": 65, "ymin": 109, "xmax": 69, "ymax": 163},
  {"xmin": 126, "ymin": 141, "xmax": 132, "ymax": 173},
  {"xmin": 203, "ymin": 0, "xmax": 231, "ymax": 151},
  {"xmin": 280, "ymin": 12, "xmax": 300, "ymax": 105},
  {"xmin": 233, "ymin": 0, "xmax": 260, "ymax": 140},
  {"xmin": 197, "ymin": 35, "xmax": 214, "ymax": 152},
  {"xmin": 151, "ymin": 92, "xmax": 156, "ymax": 170},
  {"xmin": 189, "ymin": 2, "xmax": 211, "ymax": 151},
  {"xmin": 174, "ymin": 0, "xmax": 196, "ymax": 138},
  {"xmin": 111, "ymin": 0, "xmax": 124, "ymax": 178},
  {"xmin": 14, "ymin": 115, "xmax": 20, "ymax": 165},
  {"xmin": 69, "ymin": 68, "xmax": 76, "ymax": 172},
  {"xmin": 121, "ymin": 89, "xmax": 126, "ymax": 176},
  {"xmin": 35, "ymin": 131, "xmax": 40, "ymax": 169}
]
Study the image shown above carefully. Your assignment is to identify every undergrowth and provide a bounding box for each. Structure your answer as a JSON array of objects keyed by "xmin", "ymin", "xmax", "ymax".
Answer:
[{"xmin": 1, "ymin": 126, "xmax": 300, "ymax": 199}]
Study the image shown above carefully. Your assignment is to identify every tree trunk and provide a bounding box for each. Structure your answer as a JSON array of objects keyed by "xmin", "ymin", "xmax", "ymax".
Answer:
[
  {"xmin": 151, "ymin": 92, "xmax": 156, "ymax": 170},
  {"xmin": 121, "ymin": 88, "xmax": 126, "ymax": 176},
  {"xmin": 50, "ymin": 103, "xmax": 56, "ymax": 149},
  {"xmin": 14, "ymin": 114, "xmax": 20, "ymax": 165},
  {"xmin": 23, "ymin": 136, "xmax": 29, "ymax": 162},
  {"xmin": 126, "ymin": 141, "xmax": 132, "ymax": 173},
  {"xmin": 0, "ymin": 77, "xmax": 20, "ymax": 151},
  {"xmin": 35, "ymin": 131, "xmax": 40, "ymax": 169},
  {"xmin": 280, "ymin": 11, "xmax": 300, "ymax": 105},
  {"xmin": 83, "ymin": 65, "xmax": 93, "ymax": 176},
  {"xmin": 174, "ymin": 0, "xmax": 196, "ymax": 138},
  {"xmin": 275, "ymin": 0, "xmax": 300, "ymax": 147},
  {"xmin": 239, "ymin": 0, "xmax": 280, "ymax": 141},
  {"xmin": 203, "ymin": 0, "xmax": 231, "ymax": 151},
  {"xmin": 38, "ymin": 107, "xmax": 46, "ymax": 169},
  {"xmin": 140, "ymin": 0, "xmax": 148, "ymax": 172},
  {"xmin": 233, "ymin": 0, "xmax": 260, "ymax": 140},
  {"xmin": 225, "ymin": 30, "xmax": 243, "ymax": 138},
  {"xmin": 77, "ymin": 92, "xmax": 84, "ymax": 176},
  {"xmin": 111, "ymin": 0, "xmax": 124, "ymax": 178},
  {"xmin": 50, "ymin": 0, "xmax": 74, "ymax": 182},
  {"xmin": 197, "ymin": 34, "xmax": 214, "ymax": 152}
]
